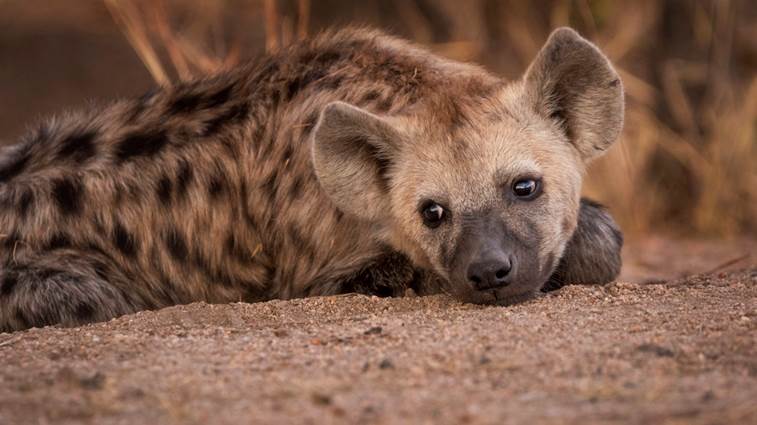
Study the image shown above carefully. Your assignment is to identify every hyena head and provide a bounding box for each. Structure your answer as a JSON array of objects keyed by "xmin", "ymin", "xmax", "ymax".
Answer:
[{"xmin": 312, "ymin": 28, "xmax": 624, "ymax": 304}]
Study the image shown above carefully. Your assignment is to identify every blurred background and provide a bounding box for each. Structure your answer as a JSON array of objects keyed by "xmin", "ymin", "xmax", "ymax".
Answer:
[{"xmin": 1, "ymin": 0, "xmax": 755, "ymax": 279}]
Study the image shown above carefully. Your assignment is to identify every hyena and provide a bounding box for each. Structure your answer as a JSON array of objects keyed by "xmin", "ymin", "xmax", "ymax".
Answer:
[{"xmin": 0, "ymin": 27, "xmax": 623, "ymax": 332}]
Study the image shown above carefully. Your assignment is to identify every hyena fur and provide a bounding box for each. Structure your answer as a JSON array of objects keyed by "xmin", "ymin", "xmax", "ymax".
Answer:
[{"xmin": 0, "ymin": 27, "xmax": 623, "ymax": 332}]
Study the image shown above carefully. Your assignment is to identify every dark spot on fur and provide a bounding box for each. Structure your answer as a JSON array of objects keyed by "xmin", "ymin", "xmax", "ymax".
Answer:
[
  {"xmin": 170, "ymin": 92, "xmax": 204, "ymax": 114},
  {"xmin": 286, "ymin": 68, "xmax": 328, "ymax": 101},
  {"xmin": 156, "ymin": 174, "xmax": 173, "ymax": 205},
  {"xmin": 52, "ymin": 177, "xmax": 84, "ymax": 216},
  {"xmin": 31, "ymin": 267, "xmax": 60, "ymax": 281},
  {"xmin": 169, "ymin": 82, "xmax": 234, "ymax": 114},
  {"xmin": 116, "ymin": 130, "xmax": 169, "ymax": 162},
  {"xmin": 165, "ymin": 228, "xmax": 189, "ymax": 263},
  {"xmin": 75, "ymin": 303, "xmax": 95, "ymax": 321},
  {"xmin": 18, "ymin": 189, "xmax": 34, "ymax": 216},
  {"xmin": 207, "ymin": 85, "xmax": 234, "ymax": 108},
  {"xmin": 0, "ymin": 148, "xmax": 31, "ymax": 182},
  {"xmin": 113, "ymin": 222, "xmax": 138, "ymax": 257},
  {"xmin": 359, "ymin": 90, "xmax": 381, "ymax": 104},
  {"xmin": 208, "ymin": 172, "xmax": 226, "ymax": 198},
  {"xmin": 203, "ymin": 102, "xmax": 251, "ymax": 136},
  {"xmin": 46, "ymin": 232, "xmax": 72, "ymax": 250},
  {"xmin": 314, "ymin": 50, "xmax": 343, "ymax": 65},
  {"xmin": 175, "ymin": 160, "xmax": 194, "ymax": 197},
  {"xmin": 282, "ymin": 145, "xmax": 294, "ymax": 165},
  {"xmin": 1, "ymin": 273, "xmax": 18, "ymax": 297},
  {"xmin": 91, "ymin": 261, "xmax": 109, "ymax": 281},
  {"xmin": 285, "ymin": 77, "xmax": 304, "ymax": 101},
  {"xmin": 609, "ymin": 79, "xmax": 620, "ymax": 88},
  {"xmin": 58, "ymin": 130, "xmax": 97, "ymax": 163},
  {"xmin": 269, "ymin": 86, "xmax": 282, "ymax": 106}
]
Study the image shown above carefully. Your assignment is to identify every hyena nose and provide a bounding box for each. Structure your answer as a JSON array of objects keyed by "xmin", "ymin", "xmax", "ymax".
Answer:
[{"xmin": 467, "ymin": 257, "xmax": 513, "ymax": 291}]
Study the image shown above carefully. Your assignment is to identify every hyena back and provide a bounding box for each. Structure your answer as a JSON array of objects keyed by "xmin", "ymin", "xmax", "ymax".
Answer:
[{"xmin": 0, "ymin": 27, "xmax": 622, "ymax": 332}]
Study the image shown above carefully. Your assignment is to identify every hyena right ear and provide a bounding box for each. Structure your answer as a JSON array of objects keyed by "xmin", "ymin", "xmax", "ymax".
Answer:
[
  {"xmin": 523, "ymin": 27, "xmax": 624, "ymax": 162},
  {"xmin": 312, "ymin": 101, "xmax": 402, "ymax": 221}
]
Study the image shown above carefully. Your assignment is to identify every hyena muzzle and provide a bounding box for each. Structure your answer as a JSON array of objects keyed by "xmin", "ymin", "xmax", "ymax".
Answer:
[{"xmin": 0, "ymin": 27, "xmax": 623, "ymax": 332}]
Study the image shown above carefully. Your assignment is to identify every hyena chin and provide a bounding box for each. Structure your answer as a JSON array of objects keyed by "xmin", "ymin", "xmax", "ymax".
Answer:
[
  {"xmin": 0, "ymin": 26, "xmax": 623, "ymax": 331},
  {"xmin": 312, "ymin": 28, "xmax": 624, "ymax": 305}
]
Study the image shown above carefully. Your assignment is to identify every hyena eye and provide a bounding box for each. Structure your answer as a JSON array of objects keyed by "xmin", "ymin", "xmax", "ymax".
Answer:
[
  {"xmin": 420, "ymin": 201, "xmax": 446, "ymax": 228},
  {"xmin": 512, "ymin": 178, "xmax": 542, "ymax": 200}
]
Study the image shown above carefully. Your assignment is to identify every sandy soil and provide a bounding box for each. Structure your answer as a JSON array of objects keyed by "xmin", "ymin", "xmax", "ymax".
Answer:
[{"xmin": 1, "ymin": 267, "xmax": 755, "ymax": 425}]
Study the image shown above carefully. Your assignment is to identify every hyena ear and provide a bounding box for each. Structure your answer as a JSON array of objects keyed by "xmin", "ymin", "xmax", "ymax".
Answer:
[
  {"xmin": 523, "ymin": 27, "xmax": 624, "ymax": 161},
  {"xmin": 312, "ymin": 101, "xmax": 401, "ymax": 221}
]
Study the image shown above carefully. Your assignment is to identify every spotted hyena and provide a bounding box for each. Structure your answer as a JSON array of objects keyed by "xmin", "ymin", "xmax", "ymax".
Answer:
[{"xmin": 0, "ymin": 27, "xmax": 622, "ymax": 332}]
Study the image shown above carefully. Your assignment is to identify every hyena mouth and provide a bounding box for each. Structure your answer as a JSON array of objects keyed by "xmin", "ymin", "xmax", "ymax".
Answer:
[
  {"xmin": 490, "ymin": 288, "xmax": 539, "ymax": 306},
  {"xmin": 454, "ymin": 284, "xmax": 539, "ymax": 306}
]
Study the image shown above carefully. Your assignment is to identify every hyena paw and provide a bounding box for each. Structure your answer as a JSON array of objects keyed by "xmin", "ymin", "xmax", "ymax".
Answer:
[{"xmin": 338, "ymin": 251, "xmax": 419, "ymax": 297}]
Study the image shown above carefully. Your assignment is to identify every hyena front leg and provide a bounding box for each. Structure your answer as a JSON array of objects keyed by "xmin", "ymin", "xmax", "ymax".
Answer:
[
  {"xmin": 337, "ymin": 251, "xmax": 418, "ymax": 297},
  {"xmin": 542, "ymin": 198, "xmax": 623, "ymax": 291},
  {"xmin": 337, "ymin": 251, "xmax": 447, "ymax": 298},
  {"xmin": 0, "ymin": 252, "xmax": 143, "ymax": 332}
]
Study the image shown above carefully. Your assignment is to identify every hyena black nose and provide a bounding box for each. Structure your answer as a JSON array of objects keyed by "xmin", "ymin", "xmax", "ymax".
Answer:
[{"xmin": 467, "ymin": 257, "xmax": 512, "ymax": 290}]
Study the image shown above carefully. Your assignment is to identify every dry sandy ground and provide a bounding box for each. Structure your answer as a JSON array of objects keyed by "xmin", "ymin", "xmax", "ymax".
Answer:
[{"xmin": 1, "ymin": 268, "xmax": 755, "ymax": 425}]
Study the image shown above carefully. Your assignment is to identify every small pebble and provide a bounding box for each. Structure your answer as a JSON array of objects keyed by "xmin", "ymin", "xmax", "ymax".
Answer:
[{"xmin": 312, "ymin": 393, "xmax": 332, "ymax": 405}]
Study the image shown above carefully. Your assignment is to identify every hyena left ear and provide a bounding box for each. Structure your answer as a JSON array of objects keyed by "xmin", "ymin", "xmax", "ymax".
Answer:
[
  {"xmin": 523, "ymin": 27, "xmax": 624, "ymax": 162},
  {"xmin": 312, "ymin": 101, "xmax": 401, "ymax": 221}
]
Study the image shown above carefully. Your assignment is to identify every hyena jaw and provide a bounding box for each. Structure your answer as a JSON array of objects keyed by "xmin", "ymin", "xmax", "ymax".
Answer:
[{"xmin": 0, "ymin": 27, "xmax": 623, "ymax": 331}]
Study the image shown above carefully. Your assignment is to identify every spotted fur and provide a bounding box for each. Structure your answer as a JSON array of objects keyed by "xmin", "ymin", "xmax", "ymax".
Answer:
[{"xmin": 0, "ymin": 27, "xmax": 623, "ymax": 332}]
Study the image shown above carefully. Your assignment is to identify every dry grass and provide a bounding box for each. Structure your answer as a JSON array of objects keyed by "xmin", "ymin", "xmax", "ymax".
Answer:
[{"xmin": 105, "ymin": 0, "xmax": 756, "ymax": 238}]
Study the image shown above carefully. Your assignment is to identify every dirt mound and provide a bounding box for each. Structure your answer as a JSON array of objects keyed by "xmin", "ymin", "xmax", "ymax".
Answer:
[{"xmin": 1, "ymin": 269, "xmax": 755, "ymax": 424}]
